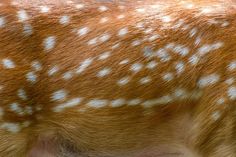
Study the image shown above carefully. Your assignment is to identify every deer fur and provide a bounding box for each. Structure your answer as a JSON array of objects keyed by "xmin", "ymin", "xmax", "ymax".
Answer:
[{"xmin": 0, "ymin": 0, "xmax": 235, "ymax": 157}]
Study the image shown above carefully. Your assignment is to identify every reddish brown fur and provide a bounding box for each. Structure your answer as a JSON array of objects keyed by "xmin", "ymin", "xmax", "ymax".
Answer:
[{"xmin": 0, "ymin": 0, "xmax": 235, "ymax": 157}]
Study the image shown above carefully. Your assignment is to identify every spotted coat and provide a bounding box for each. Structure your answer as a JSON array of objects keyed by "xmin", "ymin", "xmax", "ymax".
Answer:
[{"xmin": 0, "ymin": 0, "xmax": 235, "ymax": 157}]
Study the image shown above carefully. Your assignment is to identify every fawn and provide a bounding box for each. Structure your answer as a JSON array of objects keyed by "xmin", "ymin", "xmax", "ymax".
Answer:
[{"xmin": 0, "ymin": 0, "xmax": 235, "ymax": 156}]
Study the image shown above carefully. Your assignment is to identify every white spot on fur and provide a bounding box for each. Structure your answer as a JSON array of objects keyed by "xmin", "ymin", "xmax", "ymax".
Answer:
[
  {"xmin": 119, "ymin": 59, "xmax": 129, "ymax": 65},
  {"xmin": 117, "ymin": 77, "xmax": 130, "ymax": 86},
  {"xmin": 118, "ymin": 27, "xmax": 128, "ymax": 37},
  {"xmin": 66, "ymin": 0, "xmax": 73, "ymax": 4},
  {"xmin": 51, "ymin": 90, "xmax": 67, "ymax": 102},
  {"xmin": 88, "ymin": 37, "xmax": 98, "ymax": 45},
  {"xmin": 0, "ymin": 16, "xmax": 6, "ymax": 28},
  {"xmin": 2, "ymin": 59, "xmax": 15, "ymax": 69},
  {"xmin": 76, "ymin": 4, "xmax": 85, "ymax": 9},
  {"xmin": 212, "ymin": 111, "xmax": 221, "ymax": 121},
  {"xmin": 228, "ymin": 86, "xmax": 236, "ymax": 100},
  {"xmin": 173, "ymin": 88, "xmax": 187, "ymax": 99},
  {"xmin": 98, "ymin": 6, "xmax": 108, "ymax": 12},
  {"xmin": 182, "ymin": 2, "xmax": 194, "ymax": 9},
  {"xmin": 143, "ymin": 46, "xmax": 153, "ymax": 57},
  {"xmin": 142, "ymin": 95, "xmax": 173, "ymax": 107},
  {"xmin": 189, "ymin": 28, "xmax": 198, "ymax": 37},
  {"xmin": 221, "ymin": 21, "xmax": 229, "ymax": 27},
  {"xmin": 217, "ymin": 98, "xmax": 225, "ymax": 105},
  {"xmin": 163, "ymin": 73, "xmax": 174, "ymax": 82},
  {"xmin": 110, "ymin": 99, "xmax": 126, "ymax": 107},
  {"xmin": 198, "ymin": 74, "xmax": 220, "ymax": 88},
  {"xmin": 195, "ymin": 36, "xmax": 202, "ymax": 46},
  {"xmin": 128, "ymin": 99, "xmax": 142, "ymax": 106},
  {"xmin": 130, "ymin": 63, "xmax": 143, "ymax": 73},
  {"xmin": 1, "ymin": 123, "xmax": 21, "ymax": 133},
  {"xmin": 146, "ymin": 61, "xmax": 158, "ymax": 69},
  {"xmin": 44, "ymin": 36, "xmax": 56, "ymax": 51},
  {"xmin": 201, "ymin": 7, "xmax": 213, "ymax": 14},
  {"xmin": 100, "ymin": 17, "xmax": 109, "ymax": 23},
  {"xmin": 150, "ymin": 4, "xmax": 162, "ymax": 9},
  {"xmin": 59, "ymin": 15, "xmax": 70, "ymax": 25},
  {"xmin": 132, "ymin": 40, "xmax": 141, "ymax": 46},
  {"xmin": 165, "ymin": 43, "xmax": 175, "ymax": 49},
  {"xmin": 17, "ymin": 10, "xmax": 29, "ymax": 22},
  {"xmin": 31, "ymin": 61, "xmax": 42, "ymax": 71},
  {"xmin": 172, "ymin": 19, "xmax": 185, "ymax": 29},
  {"xmin": 9, "ymin": 103, "xmax": 23, "ymax": 115},
  {"xmin": 148, "ymin": 34, "xmax": 160, "ymax": 42},
  {"xmin": 112, "ymin": 43, "xmax": 120, "ymax": 49},
  {"xmin": 48, "ymin": 66, "xmax": 59, "ymax": 76},
  {"xmin": 17, "ymin": 89, "xmax": 27, "ymax": 100},
  {"xmin": 140, "ymin": 77, "xmax": 151, "ymax": 84},
  {"xmin": 198, "ymin": 42, "xmax": 224, "ymax": 56},
  {"xmin": 228, "ymin": 61, "xmax": 236, "ymax": 71},
  {"xmin": 76, "ymin": 58, "xmax": 93, "ymax": 74},
  {"xmin": 39, "ymin": 6, "xmax": 50, "ymax": 13},
  {"xmin": 188, "ymin": 55, "xmax": 199, "ymax": 65},
  {"xmin": 156, "ymin": 48, "xmax": 171, "ymax": 62},
  {"xmin": 161, "ymin": 16, "xmax": 172, "ymax": 23},
  {"xmin": 62, "ymin": 71, "xmax": 73, "ymax": 80},
  {"xmin": 208, "ymin": 19, "xmax": 219, "ymax": 25},
  {"xmin": 98, "ymin": 51, "xmax": 111, "ymax": 60},
  {"xmin": 78, "ymin": 27, "xmax": 90, "ymax": 36},
  {"xmin": 144, "ymin": 28, "xmax": 153, "ymax": 34},
  {"xmin": 117, "ymin": 14, "xmax": 125, "ymax": 19},
  {"xmin": 175, "ymin": 62, "xmax": 185, "ymax": 75},
  {"xmin": 173, "ymin": 45, "xmax": 189, "ymax": 57},
  {"xmin": 136, "ymin": 22, "xmax": 144, "ymax": 28},
  {"xmin": 53, "ymin": 97, "xmax": 82, "ymax": 112},
  {"xmin": 87, "ymin": 99, "xmax": 108, "ymax": 108},
  {"xmin": 11, "ymin": 1, "xmax": 19, "ymax": 6},
  {"xmin": 26, "ymin": 72, "xmax": 37, "ymax": 83},
  {"xmin": 99, "ymin": 33, "xmax": 111, "ymax": 43},
  {"xmin": 97, "ymin": 68, "xmax": 111, "ymax": 77},
  {"xmin": 136, "ymin": 8, "xmax": 146, "ymax": 13}
]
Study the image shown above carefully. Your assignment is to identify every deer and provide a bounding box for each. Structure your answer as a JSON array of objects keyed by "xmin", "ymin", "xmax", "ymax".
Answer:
[{"xmin": 0, "ymin": 0, "xmax": 235, "ymax": 156}]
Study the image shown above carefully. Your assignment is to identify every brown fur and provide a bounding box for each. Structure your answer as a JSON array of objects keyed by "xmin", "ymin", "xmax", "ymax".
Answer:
[{"xmin": 0, "ymin": 0, "xmax": 235, "ymax": 156}]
